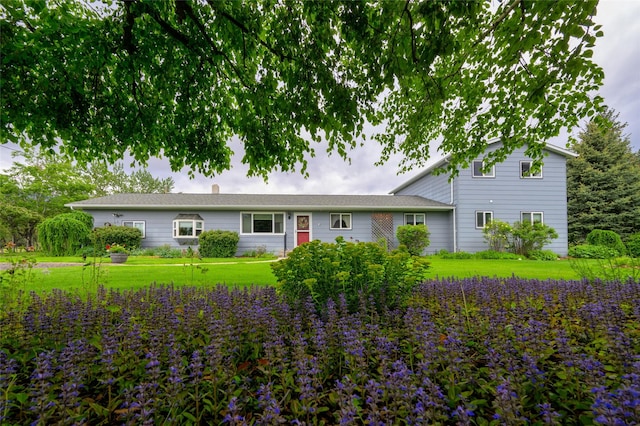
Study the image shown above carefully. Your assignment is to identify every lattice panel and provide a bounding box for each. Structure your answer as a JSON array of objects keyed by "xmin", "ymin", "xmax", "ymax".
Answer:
[{"xmin": 371, "ymin": 213, "xmax": 395, "ymax": 251}]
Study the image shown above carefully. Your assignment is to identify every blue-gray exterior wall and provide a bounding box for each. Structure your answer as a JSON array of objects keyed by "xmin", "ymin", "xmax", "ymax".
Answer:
[
  {"xmin": 452, "ymin": 145, "xmax": 570, "ymax": 255},
  {"xmin": 397, "ymin": 145, "xmax": 571, "ymax": 255},
  {"xmin": 83, "ymin": 209, "xmax": 451, "ymax": 255},
  {"xmin": 87, "ymin": 210, "xmax": 289, "ymax": 255},
  {"xmin": 395, "ymin": 170, "xmax": 452, "ymax": 204}
]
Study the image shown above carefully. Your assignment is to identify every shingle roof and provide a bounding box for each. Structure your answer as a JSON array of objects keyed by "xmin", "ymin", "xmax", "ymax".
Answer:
[{"xmin": 66, "ymin": 193, "xmax": 453, "ymax": 211}]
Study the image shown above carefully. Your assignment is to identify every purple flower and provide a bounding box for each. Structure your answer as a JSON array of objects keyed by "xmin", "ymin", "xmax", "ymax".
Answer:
[
  {"xmin": 452, "ymin": 404, "xmax": 475, "ymax": 425},
  {"xmin": 492, "ymin": 378, "xmax": 527, "ymax": 424},
  {"xmin": 189, "ymin": 350, "xmax": 204, "ymax": 384},
  {"xmin": 336, "ymin": 377, "xmax": 360, "ymax": 425},
  {"xmin": 29, "ymin": 351, "xmax": 56, "ymax": 425},
  {"xmin": 538, "ymin": 403, "xmax": 561, "ymax": 425},
  {"xmin": 257, "ymin": 382, "xmax": 286, "ymax": 424},
  {"xmin": 222, "ymin": 396, "xmax": 245, "ymax": 424},
  {"xmin": 0, "ymin": 350, "xmax": 18, "ymax": 422}
]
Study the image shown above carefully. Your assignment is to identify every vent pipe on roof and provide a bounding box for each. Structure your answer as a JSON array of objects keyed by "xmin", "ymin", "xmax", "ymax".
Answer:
[{"xmin": 212, "ymin": 184, "xmax": 220, "ymax": 194}]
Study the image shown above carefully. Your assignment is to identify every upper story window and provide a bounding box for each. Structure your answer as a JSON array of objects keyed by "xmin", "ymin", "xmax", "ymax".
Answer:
[
  {"xmin": 173, "ymin": 214, "xmax": 204, "ymax": 238},
  {"xmin": 521, "ymin": 212, "xmax": 543, "ymax": 225},
  {"xmin": 472, "ymin": 160, "xmax": 495, "ymax": 178},
  {"xmin": 330, "ymin": 213, "xmax": 352, "ymax": 230},
  {"xmin": 123, "ymin": 220, "xmax": 146, "ymax": 238},
  {"xmin": 476, "ymin": 211, "xmax": 493, "ymax": 228},
  {"xmin": 520, "ymin": 161, "xmax": 542, "ymax": 178},
  {"xmin": 405, "ymin": 213, "xmax": 426, "ymax": 226},
  {"xmin": 242, "ymin": 212, "xmax": 285, "ymax": 234}
]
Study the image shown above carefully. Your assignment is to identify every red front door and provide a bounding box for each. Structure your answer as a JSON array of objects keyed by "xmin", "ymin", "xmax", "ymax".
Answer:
[{"xmin": 296, "ymin": 215, "xmax": 311, "ymax": 246}]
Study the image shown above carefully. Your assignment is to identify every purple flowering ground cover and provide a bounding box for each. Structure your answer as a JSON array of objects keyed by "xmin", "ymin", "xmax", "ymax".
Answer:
[{"xmin": 1, "ymin": 278, "xmax": 639, "ymax": 425}]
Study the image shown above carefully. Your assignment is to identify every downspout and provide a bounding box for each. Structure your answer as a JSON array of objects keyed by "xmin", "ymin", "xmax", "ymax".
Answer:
[
  {"xmin": 452, "ymin": 207, "xmax": 457, "ymax": 253},
  {"xmin": 451, "ymin": 179, "xmax": 457, "ymax": 252}
]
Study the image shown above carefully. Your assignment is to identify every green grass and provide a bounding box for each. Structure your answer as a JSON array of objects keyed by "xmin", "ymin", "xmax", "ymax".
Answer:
[
  {"xmin": 427, "ymin": 257, "xmax": 583, "ymax": 280},
  {"xmin": 15, "ymin": 254, "xmax": 278, "ymax": 265},
  {"xmin": 0, "ymin": 254, "xmax": 279, "ymax": 294},
  {"xmin": 1, "ymin": 252, "xmax": 588, "ymax": 295}
]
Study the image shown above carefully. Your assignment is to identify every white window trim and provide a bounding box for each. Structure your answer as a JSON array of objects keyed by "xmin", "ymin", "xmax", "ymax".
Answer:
[
  {"xmin": 521, "ymin": 211, "xmax": 544, "ymax": 225},
  {"xmin": 475, "ymin": 211, "xmax": 493, "ymax": 229},
  {"xmin": 472, "ymin": 160, "xmax": 495, "ymax": 178},
  {"xmin": 123, "ymin": 220, "xmax": 146, "ymax": 238},
  {"xmin": 241, "ymin": 212, "xmax": 285, "ymax": 235},
  {"xmin": 330, "ymin": 213, "xmax": 352, "ymax": 230},
  {"xmin": 404, "ymin": 213, "xmax": 426, "ymax": 226},
  {"xmin": 173, "ymin": 219, "xmax": 204, "ymax": 238},
  {"xmin": 520, "ymin": 160, "xmax": 543, "ymax": 178}
]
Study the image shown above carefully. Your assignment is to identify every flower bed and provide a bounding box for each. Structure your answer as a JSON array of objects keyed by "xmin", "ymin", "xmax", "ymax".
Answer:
[{"xmin": 1, "ymin": 278, "xmax": 638, "ymax": 424}]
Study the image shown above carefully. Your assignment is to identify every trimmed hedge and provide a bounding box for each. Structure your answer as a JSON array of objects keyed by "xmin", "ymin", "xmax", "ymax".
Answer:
[
  {"xmin": 198, "ymin": 230, "xmax": 239, "ymax": 258},
  {"xmin": 586, "ymin": 229, "xmax": 626, "ymax": 255},
  {"xmin": 396, "ymin": 224, "xmax": 430, "ymax": 256},
  {"xmin": 91, "ymin": 225, "xmax": 142, "ymax": 252}
]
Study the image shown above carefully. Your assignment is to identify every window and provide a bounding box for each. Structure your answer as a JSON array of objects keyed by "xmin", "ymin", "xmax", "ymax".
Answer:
[
  {"xmin": 472, "ymin": 160, "xmax": 495, "ymax": 178},
  {"xmin": 405, "ymin": 213, "xmax": 426, "ymax": 226},
  {"xmin": 521, "ymin": 212, "xmax": 543, "ymax": 225},
  {"xmin": 476, "ymin": 211, "xmax": 493, "ymax": 228},
  {"xmin": 520, "ymin": 161, "xmax": 542, "ymax": 178},
  {"xmin": 330, "ymin": 213, "xmax": 352, "ymax": 230},
  {"xmin": 173, "ymin": 214, "xmax": 204, "ymax": 238},
  {"xmin": 123, "ymin": 220, "xmax": 146, "ymax": 238},
  {"xmin": 242, "ymin": 213, "xmax": 285, "ymax": 234},
  {"xmin": 173, "ymin": 220, "xmax": 203, "ymax": 238}
]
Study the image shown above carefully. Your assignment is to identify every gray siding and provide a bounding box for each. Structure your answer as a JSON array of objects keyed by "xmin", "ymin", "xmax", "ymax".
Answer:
[
  {"xmin": 305, "ymin": 211, "xmax": 372, "ymax": 244},
  {"xmin": 87, "ymin": 210, "xmax": 289, "ymax": 256},
  {"xmin": 391, "ymin": 210, "xmax": 452, "ymax": 254},
  {"xmin": 453, "ymin": 145, "xmax": 569, "ymax": 255},
  {"xmin": 394, "ymin": 144, "xmax": 571, "ymax": 256},
  {"xmin": 395, "ymin": 171, "xmax": 452, "ymax": 204},
  {"xmin": 84, "ymin": 209, "xmax": 447, "ymax": 256}
]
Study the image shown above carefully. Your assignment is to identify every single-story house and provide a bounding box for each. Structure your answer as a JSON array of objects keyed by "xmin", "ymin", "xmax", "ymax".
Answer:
[{"xmin": 67, "ymin": 140, "xmax": 576, "ymax": 256}]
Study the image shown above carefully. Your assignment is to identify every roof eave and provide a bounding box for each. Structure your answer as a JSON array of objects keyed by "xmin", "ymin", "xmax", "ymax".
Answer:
[{"xmin": 66, "ymin": 203, "xmax": 454, "ymax": 211}]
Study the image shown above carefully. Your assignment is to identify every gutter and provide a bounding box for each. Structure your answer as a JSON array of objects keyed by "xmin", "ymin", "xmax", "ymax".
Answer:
[{"xmin": 65, "ymin": 204, "xmax": 456, "ymax": 212}]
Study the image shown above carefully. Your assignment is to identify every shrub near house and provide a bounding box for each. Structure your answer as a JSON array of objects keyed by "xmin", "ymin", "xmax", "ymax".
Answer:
[
  {"xmin": 482, "ymin": 220, "xmax": 558, "ymax": 258},
  {"xmin": 198, "ymin": 230, "xmax": 239, "ymax": 258},
  {"xmin": 91, "ymin": 225, "xmax": 142, "ymax": 254}
]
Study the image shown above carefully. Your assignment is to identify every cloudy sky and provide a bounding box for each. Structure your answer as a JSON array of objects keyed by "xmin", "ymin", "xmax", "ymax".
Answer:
[{"xmin": 2, "ymin": 0, "xmax": 639, "ymax": 195}]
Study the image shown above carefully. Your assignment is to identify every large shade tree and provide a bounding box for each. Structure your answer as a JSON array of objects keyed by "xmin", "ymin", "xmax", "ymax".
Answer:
[
  {"xmin": 2, "ymin": 1, "xmax": 604, "ymax": 178},
  {"xmin": 567, "ymin": 109, "xmax": 640, "ymax": 243}
]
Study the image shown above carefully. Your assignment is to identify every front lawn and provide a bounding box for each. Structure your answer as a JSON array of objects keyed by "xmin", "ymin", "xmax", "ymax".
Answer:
[
  {"xmin": 428, "ymin": 257, "xmax": 583, "ymax": 280},
  {"xmin": 1, "ymin": 253, "xmax": 587, "ymax": 294},
  {"xmin": 0, "ymin": 255, "xmax": 279, "ymax": 293}
]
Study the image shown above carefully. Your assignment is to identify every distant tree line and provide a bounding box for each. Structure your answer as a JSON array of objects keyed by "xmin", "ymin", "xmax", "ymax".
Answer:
[{"xmin": 0, "ymin": 147, "xmax": 174, "ymax": 248}]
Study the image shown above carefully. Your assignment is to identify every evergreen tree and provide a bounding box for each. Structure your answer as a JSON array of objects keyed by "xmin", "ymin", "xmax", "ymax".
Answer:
[{"xmin": 567, "ymin": 109, "xmax": 640, "ymax": 243}]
